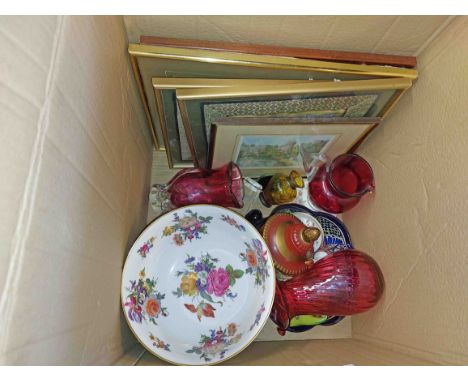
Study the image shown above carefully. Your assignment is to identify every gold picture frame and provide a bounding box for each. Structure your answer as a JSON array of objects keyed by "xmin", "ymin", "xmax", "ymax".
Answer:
[
  {"xmin": 177, "ymin": 77, "xmax": 412, "ymax": 168},
  {"xmin": 209, "ymin": 118, "xmax": 381, "ymax": 178},
  {"xmin": 129, "ymin": 43, "xmax": 417, "ymax": 152},
  {"xmin": 152, "ymin": 77, "xmax": 315, "ymax": 168}
]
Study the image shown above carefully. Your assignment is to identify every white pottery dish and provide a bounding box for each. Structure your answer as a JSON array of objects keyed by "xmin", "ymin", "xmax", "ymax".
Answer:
[{"xmin": 121, "ymin": 205, "xmax": 275, "ymax": 365}]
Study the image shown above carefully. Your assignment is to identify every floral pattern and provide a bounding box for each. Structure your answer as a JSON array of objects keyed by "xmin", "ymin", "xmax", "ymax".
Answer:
[
  {"xmin": 162, "ymin": 209, "xmax": 213, "ymax": 246},
  {"xmin": 149, "ymin": 333, "xmax": 171, "ymax": 351},
  {"xmin": 249, "ymin": 303, "xmax": 266, "ymax": 331},
  {"xmin": 186, "ymin": 323, "xmax": 242, "ymax": 362},
  {"xmin": 173, "ymin": 253, "xmax": 244, "ymax": 321},
  {"xmin": 124, "ymin": 268, "xmax": 168, "ymax": 325},
  {"xmin": 221, "ymin": 214, "xmax": 246, "ymax": 232},
  {"xmin": 137, "ymin": 237, "xmax": 155, "ymax": 258},
  {"xmin": 239, "ymin": 239, "xmax": 270, "ymax": 291}
]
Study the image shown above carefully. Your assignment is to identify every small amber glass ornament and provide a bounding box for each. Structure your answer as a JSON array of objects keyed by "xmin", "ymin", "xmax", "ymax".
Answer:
[{"xmin": 259, "ymin": 170, "xmax": 304, "ymax": 207}]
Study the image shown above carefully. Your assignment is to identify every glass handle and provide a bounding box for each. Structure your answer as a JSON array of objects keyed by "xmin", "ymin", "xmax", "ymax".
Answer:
[
  {"xmin": 239, "ymin": 177, "xmax": 262, "ymax": 215},
  {"xmin": 149, "ymin": 184, "xmax": 173, "ymax": 213},
  {"xmin": 302, "ymin": 153, "xmax": 327, "ymax": 181}
]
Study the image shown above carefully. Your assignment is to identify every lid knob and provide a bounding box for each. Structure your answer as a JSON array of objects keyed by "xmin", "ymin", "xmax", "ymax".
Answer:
[
  {"xmin": 287, "ymin": 170, "xmax": 304, "ymax": 189},
  {"xmin": 302, "ymin": 227, "xmax": 321, "ymax": 243},
  {"xmin": 262, "ymin": 213, "xmax": 322, "ymax": 275}
]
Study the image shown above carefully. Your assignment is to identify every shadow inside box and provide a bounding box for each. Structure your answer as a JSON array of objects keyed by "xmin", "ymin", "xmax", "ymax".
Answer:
[
  {"xmin": 221, "ymin": 339, "xmax": 350, "ymax": 366},
  {"xmin": 135, "ymin": 340, "xmax": 303, "ymax": 366}
]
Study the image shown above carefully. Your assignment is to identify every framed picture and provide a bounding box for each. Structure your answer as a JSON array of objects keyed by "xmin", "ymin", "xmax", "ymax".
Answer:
[
  {"xmin": 152, "ymin": 77, "xmax": 314, "ymax": 168},
  {"xmin": 177, "ymin": 77, "xmax": 412, "ymax": 168},
  {"xmin": 140, "ymin": 35, "xmax": 418, "ymax": 68},
  {"xmin": 129, "ymin": 43, "xmax": 417, "ymax": 151},
  {"xmin": 209, "ymin": 118, "xmax": 381, "ymax": 178}
]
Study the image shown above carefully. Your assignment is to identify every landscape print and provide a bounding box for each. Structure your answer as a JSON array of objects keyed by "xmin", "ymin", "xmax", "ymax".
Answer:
[{"xmin": 235, "ymin": 135, "xmax": 334, "ymax": 169}]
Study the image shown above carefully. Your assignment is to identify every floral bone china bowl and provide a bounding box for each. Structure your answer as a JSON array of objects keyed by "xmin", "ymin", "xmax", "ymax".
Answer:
[{"xmin": 121, "ymin": 205, "xmax": 275, "ymax": 365}]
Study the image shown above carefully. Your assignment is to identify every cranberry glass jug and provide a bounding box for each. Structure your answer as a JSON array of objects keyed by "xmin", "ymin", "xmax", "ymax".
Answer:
[
  {"xmin": 270, "ymin": 249, "xmax": 384, "ymax": 335},
  {"xmin": 308, "ymin": 154, "xmax": 375, "ymax": 213},
  {"xmin": 150, "ymin": 162, "xmax": 244, "ymax": 211}
]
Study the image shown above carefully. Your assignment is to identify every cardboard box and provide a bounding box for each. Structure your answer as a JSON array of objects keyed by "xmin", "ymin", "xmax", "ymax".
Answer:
[{"xmin": 1, "ymin": 15, "xmax": 467, "ymax": 365}]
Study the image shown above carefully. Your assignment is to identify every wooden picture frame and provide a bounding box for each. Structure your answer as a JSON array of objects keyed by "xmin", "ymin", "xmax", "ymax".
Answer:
[
  {"xmin": 140, "ymin": 35, "xmax": 418, "ymax": 68},
  {"xmin": 209, "ymin": 118, "xmax": 381, "ymax": 178},
  {"xmin": 176, "ymin": 78, "xmax": 412, "ymax": 168}
]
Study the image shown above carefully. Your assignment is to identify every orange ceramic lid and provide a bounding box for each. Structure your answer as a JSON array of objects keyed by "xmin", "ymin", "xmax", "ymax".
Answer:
[{"xmin": 262, "ymin": 213, "xmax": 313, "ymax": 276}]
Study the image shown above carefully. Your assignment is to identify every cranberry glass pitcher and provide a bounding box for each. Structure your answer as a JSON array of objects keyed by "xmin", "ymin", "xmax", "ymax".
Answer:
[
  {"xmin": 308, "ymin": 154, "xmax": 375, "ymax": 213},
  {"xmin": 270, "ymin": 249, "xmax": 385, "ymax": 335},
  {"xmin": 150, "ymin": 162, "xmax": 244, "ymax": 211}
]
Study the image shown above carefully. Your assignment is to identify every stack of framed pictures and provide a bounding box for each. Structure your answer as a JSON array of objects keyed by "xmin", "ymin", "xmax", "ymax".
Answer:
[{"xmin": 129, "ymin": 42, "xmax": 417, "ymax": 175}]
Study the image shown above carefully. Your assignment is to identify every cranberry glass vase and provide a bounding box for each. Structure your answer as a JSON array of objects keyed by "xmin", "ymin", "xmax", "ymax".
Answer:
[
  {"xmin": 308, "ymin": 154, "xmax": 375, "ymax": 213},
  {"xmin": 270, "ymin": 249, "xmax": 385, "ymax": 335},
  {"xmin": 150, "ymin": 162, "xmax": 244, "ymax": 211}
]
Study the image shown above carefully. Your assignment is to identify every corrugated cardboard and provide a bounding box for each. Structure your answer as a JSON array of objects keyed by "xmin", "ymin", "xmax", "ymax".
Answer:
[
  {"xmin": 1, "ymin": 15, "xmax": 467, "ymax": 366},
  {"xmin": 123, "ymin": 16, "xmax": 453, "ymax": 56},
  {"xmin": 343, "ymin": 16, "xmax": 468, "ymax": 365},
  {"xmin": 0, "ymin": 16, "xmax": 152, "ymax": 365},
  {"xmin": 136, "ymin": 339, "xmax": 437, "ymax": 366}
]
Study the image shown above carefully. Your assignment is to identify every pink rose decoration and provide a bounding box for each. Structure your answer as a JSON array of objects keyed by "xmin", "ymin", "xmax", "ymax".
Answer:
[{"xmin": 206, "ymin": 268, "xmax": 230, "ymax": 297}]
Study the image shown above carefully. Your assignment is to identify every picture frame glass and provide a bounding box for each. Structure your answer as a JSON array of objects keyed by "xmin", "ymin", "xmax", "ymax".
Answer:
[
  {"xmin": 234, "ymin": 134, "xmax": 336, "ymax": 170},
  {"xmin": 181, "ymin": 87, "xmax": 401, "ymax": 168},
  {"xmin": 160, "ymin": 89, "xmax": 193, "ymax": 163},
  {"xmin": 202, "ymin": 93, "xmax": 381, "ymax": 143},
  {"xmin": 155, "ymin": 79, "xmax": 317, "ymax": 167},
  {"xmin": 209, "ymin": 120, "xmax": 379, "ymax": 177}
]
